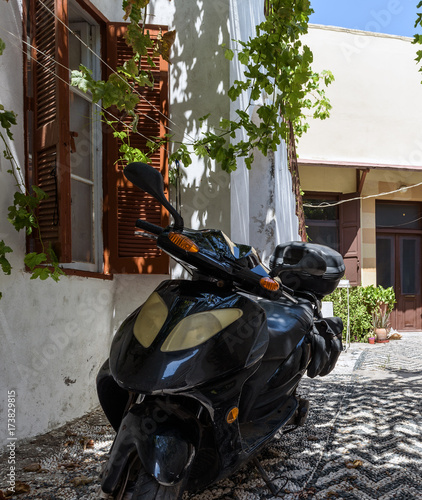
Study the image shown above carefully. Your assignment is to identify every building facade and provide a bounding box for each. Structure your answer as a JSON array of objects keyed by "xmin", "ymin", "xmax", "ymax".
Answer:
[{"xmin": 298, "ymin": 25, "xmax": 422, "ymax": 331}]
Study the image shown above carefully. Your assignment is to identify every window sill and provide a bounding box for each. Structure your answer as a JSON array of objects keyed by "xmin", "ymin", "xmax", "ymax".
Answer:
[
  {"xmin": 25, "ymin": 266, "xmax": 114, "ymax": 281},
  {"xmin": 60, "ymin": 268, "xmax": 114, "ymax": 280}
]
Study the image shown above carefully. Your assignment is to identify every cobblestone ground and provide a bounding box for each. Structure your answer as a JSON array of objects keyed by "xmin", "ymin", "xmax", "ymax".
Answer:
[{"xmin": 1, "ymin": 333, "xmax": 421, "ymax": 499}]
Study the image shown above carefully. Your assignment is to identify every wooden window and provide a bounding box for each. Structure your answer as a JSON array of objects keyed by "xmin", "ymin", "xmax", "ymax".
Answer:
[
  {"xmin": 25, "ymin": 0, "xmax": 169, "ymax": 275},
  {"xmin": 303, "ymin": 195, "xmax": 340, "ymax": 252},
  {"xmin": 304, "ymin": 193, "xmax": 361, "ymax": 285}
]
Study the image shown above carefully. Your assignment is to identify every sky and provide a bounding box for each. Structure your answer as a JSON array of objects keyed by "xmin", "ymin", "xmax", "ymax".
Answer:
[{"xmin": 309, "ymin": 0, "xmax": 419, "ymax": 38}]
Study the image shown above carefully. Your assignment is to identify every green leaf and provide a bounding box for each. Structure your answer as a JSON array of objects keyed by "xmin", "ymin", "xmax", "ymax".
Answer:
[
  {"xmin": 24, "ymin": 252, "xmax": 47, "ymax": 270},
  {"xmin": 70, "ymin": 67, "xmax": 94, "ymax": 93},
  {"xmin": 32, "ymin": 185, "xmax": 49, "ymax": 200},
  {"xmin": 238, "ymin": 51, "xmax": 250, "ymax": 65},
  {"xmin": 219, "ymin": 118, "xmax": 231, "ymax": 129},
  {"xmin": 224, "ymin": 48, "xmax": 234, "ymax": 61},
  {"xmin": 245, "ymin": 155, "xmax": 254, "ymax": 170},
  {"xmin": 0, "ymin": 37, "xmax": 5, "ymax": 56},
  {"xmin": 30, "ymin": 267, "xmax": 51, "ymax": 281},
  {"xmin": 0, "ymin": 240, "xmax": 13, "ymax": 275}
]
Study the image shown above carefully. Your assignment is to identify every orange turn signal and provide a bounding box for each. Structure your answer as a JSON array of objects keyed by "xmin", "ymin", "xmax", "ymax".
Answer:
[
  {"xmin": 260, "ymin": 277, "xmax": 280, "ymax": 291},
  {"xmin": 168, "ymin": 232, "xmax": 199, "ymax": 253},
  {"xmin": 226, "ymin": 407, "xmax": 239, "ymax": 424}
]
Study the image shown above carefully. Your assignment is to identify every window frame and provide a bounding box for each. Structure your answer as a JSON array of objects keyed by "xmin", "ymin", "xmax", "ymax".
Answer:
[
  {"xmin": 64, "ymin": 19, "xmax": 103, "ymax": 273},
  {"xmin": 303, "ymin": 192, "xmax": 341, "ymax": 252},
  {"xmin": 23, "ymin": 0, "xmax": 170, "ymax": 278}
]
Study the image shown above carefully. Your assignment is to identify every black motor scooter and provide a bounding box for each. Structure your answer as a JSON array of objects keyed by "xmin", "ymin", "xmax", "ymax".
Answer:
[{"xmin": 97, "ymin": 162, "xmax": 345, "ymax": 499}]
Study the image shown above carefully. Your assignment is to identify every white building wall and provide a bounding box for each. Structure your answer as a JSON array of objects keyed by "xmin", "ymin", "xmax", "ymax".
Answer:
[{"xmin": 298, "ymin": 25, "xmax": 422, "ymax": 167}]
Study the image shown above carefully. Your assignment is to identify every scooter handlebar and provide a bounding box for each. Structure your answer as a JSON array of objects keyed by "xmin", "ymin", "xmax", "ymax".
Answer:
[{"xmin": 135, "ymin": 219, "xmax": 164, "ymax": 236}]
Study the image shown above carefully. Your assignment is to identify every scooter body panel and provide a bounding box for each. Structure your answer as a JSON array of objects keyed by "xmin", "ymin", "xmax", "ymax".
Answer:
[{"xmin": 109, "ymin": 280, "xmax": 269, "ymax": 394}]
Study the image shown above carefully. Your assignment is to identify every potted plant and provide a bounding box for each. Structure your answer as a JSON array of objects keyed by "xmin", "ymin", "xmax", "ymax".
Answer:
[
  {"xmin": 372, "ymin": 308, "xmax": 391, "ymax": 342},
  {"xmin": 363, "ymin": 285, "xmax": 396, "ymax": 343}
]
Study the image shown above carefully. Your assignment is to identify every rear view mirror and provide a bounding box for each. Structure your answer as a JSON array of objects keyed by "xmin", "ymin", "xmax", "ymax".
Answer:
[{"xmin": 124, "ymin": 162, "xmax": 184, "ymax": 230}]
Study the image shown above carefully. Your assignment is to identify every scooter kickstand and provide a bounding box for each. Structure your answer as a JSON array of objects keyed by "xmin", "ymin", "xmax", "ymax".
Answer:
[{"xmin": 253, "ymin": 458, "xmax": 280, "ymax": 496}]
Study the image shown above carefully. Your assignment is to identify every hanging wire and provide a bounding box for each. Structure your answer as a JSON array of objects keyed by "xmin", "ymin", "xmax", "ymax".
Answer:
[
  {"xmin": 377, "ymin": 215, "xmax": 422, "ymax": 228},
  {"xmin": 36, "ymin": 0, "xmax": 198, "ymax": 145},
  {"xmin": 303, "ymin": 181, "xmax": 422, "ymax": 208},
  {"xmin": 2, "ymin": 25, "xmax": 174, "ymax": 152},
  {"xmin": 0, "ymin": 26, "xmax": 173, "ymax": 157}
]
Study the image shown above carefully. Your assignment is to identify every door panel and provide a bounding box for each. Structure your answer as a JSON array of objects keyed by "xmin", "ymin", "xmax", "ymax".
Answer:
[
  {"xmin": 376, "ymin": 235, "xmax": 395, "ymax": 289},
  {"xmin": 340, "ymin": 196, "xmax": 361, "ymax": 286}
]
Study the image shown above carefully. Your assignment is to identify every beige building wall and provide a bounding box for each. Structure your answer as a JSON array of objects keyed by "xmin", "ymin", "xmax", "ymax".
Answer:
[
  {"xmin": 297, "ymin": 25, "xmax": 422, "ymax": 287},
  {"xmin": 300, "ymin": 165, "xmax": 356, "ymax": 194}
]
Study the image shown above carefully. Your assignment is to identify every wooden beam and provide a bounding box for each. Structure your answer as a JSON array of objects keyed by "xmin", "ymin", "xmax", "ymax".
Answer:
[{"xmin": 357, "ymin": 168, "xmax": 370, "ymax": 195}]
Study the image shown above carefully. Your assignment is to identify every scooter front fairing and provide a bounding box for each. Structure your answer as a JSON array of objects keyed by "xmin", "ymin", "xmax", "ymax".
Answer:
[
  {"xmin": 109, "ymin": 279, "xmax": 269, "ymax": 394},
  {"xmin": 99, "ymin": 278, "xmax": 270, "ymax": 494}
]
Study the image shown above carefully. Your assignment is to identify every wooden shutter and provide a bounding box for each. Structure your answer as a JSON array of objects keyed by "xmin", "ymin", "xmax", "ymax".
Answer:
[
  {"xmin": 30, "ymin": 0, "xmax": 71, "ymax": 261},
  {"xmin": 104, "ymin": 23, "xmax": 169, "ymax": 274},
  {"xmin": 339, "ymin": 194, "xmax": 361, "ymax": 286}
]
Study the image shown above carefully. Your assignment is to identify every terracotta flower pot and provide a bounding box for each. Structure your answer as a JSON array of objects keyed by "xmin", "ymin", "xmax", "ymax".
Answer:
[
  {"xmin": 368, "ymin": 337, "xmax": 375, "ymax": 344},
  {"xmin": 375, "ymin": 328, "xmax": 389, "ymax": 343}
]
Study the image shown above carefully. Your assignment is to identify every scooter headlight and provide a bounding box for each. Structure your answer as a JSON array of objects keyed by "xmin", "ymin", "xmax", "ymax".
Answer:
[
  {"xmin": 134, "ymin": 293, "xmax": 168, "ymax": 348},
  {"xmin": 161, "ymin": 308, "xmax": 243, "ymax": 352}
]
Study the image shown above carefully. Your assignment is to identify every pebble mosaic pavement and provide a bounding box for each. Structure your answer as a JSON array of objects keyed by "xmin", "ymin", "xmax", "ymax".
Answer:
[{"xmin": 1, "ymin": 333, "xmax": 421, "ymax": 499}]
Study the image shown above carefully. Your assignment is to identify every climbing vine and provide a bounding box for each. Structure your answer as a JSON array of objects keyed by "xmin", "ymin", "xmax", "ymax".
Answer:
[
  {"xmin": 72, "ymin": 0, "xmax": 334, "ymax": 176},
  {"xmin": 2, "ymin": 0, "xmax": 335, "ymax": 297}
]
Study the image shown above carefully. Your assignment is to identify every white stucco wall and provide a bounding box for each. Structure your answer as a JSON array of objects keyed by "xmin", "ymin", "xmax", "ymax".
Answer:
[{"xmin": 297, "ymin": 25, "xmax": 422, "ymax": 167}]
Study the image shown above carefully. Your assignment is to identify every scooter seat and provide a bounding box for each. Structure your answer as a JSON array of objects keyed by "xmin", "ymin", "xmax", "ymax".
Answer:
[{"xmin": 259, "ymin": 297, "xmax": 314, "ymax": 361}]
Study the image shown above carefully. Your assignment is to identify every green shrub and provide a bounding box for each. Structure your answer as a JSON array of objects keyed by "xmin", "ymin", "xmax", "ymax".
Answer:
[
  {"xmin": 361, "ymin": 285, "xmax": 396, "ymax": 313},
  {"xmin": 323, "ymin": 287, "xmax": 373, "ymax": 343}
]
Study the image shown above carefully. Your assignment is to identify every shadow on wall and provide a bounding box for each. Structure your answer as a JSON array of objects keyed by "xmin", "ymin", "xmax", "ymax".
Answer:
[{"xmin": 150, "ymin": 0, "xmax": 231, "ymax": 232}]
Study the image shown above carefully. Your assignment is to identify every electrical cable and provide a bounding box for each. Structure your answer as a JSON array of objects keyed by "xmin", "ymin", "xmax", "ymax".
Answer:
[
  {"xmin": 0, "ymin": 27, "xmax": 173, "ymax": 158},
  {"xmin": 303, "ymin": 181, "xmax": 422, "ymax": 209},
  {"xmin": 36, "ymin": 0, "xmax": 199, "ymax": 144}
]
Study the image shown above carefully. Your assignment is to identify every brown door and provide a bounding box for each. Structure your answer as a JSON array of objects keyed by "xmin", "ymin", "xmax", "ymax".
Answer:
[{"xmin": 376, "ymin": 234, "xmax": 422, "ymax": 331}]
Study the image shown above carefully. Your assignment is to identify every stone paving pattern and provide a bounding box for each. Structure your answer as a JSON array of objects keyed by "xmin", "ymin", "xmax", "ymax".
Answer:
[{"xmin": 1, "ymin": 333, "xmax": 421, "ymax": 499}]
